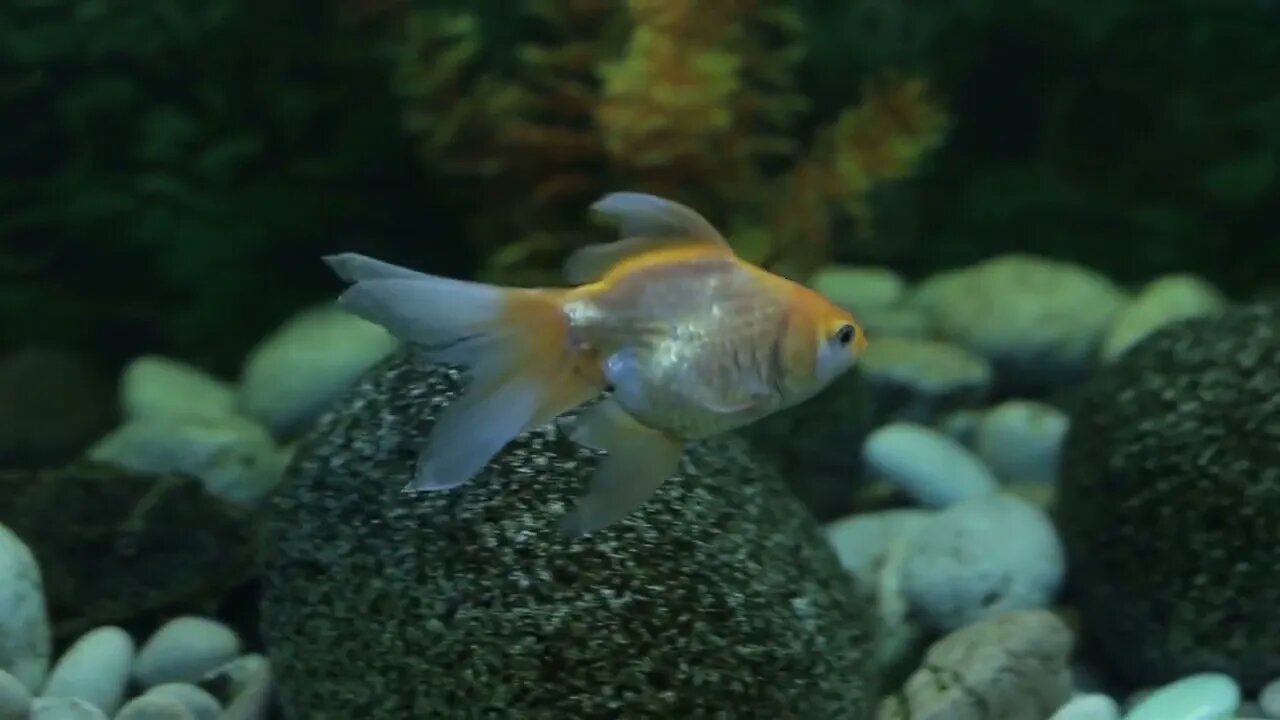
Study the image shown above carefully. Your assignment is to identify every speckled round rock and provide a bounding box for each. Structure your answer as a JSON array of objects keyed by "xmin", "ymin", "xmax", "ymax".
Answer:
[
  {"xmin": 260, "ymin": 348, "xmax": 877, "ymax": 718},
  {"xmin": 737, "ymin": 368, "xmax": 873, "ymax": 521},
  {"xmin": 1058, "ymin": 301, "xmax": 1280, "ymax": 689}
]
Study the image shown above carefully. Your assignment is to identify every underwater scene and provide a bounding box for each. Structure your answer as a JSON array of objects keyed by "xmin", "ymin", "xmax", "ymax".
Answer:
[{"xmin": 1, "ymin": 0, "xmax": 1279, "ymax": 718}]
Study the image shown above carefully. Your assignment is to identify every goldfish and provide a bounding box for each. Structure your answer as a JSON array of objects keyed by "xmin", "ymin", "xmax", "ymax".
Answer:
[{"xmin": 324, "ymin": 192, "xmax": 866, "ymax": 537}]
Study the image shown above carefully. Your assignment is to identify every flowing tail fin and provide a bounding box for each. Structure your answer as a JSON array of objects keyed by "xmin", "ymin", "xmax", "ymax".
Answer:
[{"xmin": 323, "ymin": 253, "xmax": 603, "ymax": 491}]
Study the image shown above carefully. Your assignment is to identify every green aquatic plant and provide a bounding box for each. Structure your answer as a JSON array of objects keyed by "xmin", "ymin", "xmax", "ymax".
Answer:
[
  {"xmin": 0, "ymin": 0, "xmax": 440, "ymax": 373},
  {"xmin": 388, "ymin": 0, "xmax": 949, "ymax": 284},
  {"xmin": 839, "ymin": 0, "xmax": 1280, "ymax": 291}
]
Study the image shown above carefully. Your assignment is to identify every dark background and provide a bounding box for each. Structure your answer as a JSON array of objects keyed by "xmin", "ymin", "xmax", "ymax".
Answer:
[{"xmin": 2, "ymin": 0, "xmax": 1276, "ymax": 378}]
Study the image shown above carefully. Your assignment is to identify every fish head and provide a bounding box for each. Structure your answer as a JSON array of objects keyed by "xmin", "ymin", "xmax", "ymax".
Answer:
[{"xmin": 806, "ymin": 297, "xmax": 867, "ymax": 387}]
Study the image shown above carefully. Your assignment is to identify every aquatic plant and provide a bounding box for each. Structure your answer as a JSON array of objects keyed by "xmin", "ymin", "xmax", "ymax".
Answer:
[
  {"xmin": 753, "ymin": 74, "xmax": 950, "ymax": 276},
  {"xmin": 389, "ymin": 0, "xmax": 949, "ymax": 284},
  {"xmin": 390, "ymin": 0, "xmax": 619, "ymax": 284},
  {"xmin": 0, "ymin": 0, "xmax": 437, "ymax": 374},
  {"xmin": 596, "ymin": 0, "xmax": 806, "ymax": 201},
  {"xmin": 857, "ymin": 0, "xmax": 1280, "ymax": 290}
]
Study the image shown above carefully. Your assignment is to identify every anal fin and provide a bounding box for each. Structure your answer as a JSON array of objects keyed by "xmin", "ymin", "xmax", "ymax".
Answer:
[{"xmin": 560, "ymin": 399, "xmax": 684, "ymax": 537}]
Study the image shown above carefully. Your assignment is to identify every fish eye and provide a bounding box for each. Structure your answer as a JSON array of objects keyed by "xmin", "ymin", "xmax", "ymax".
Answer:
[{"xmin": 834, "ymin": 324, "xmax": 856, "ymax": 346}]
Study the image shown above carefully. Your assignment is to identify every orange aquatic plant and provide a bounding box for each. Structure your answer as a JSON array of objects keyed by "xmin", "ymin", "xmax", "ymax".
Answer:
[
  {"xmin": 388, "ymin": 0, "xmax": 949, "ymax": 283},
  {"xmin": 826, "ymin": 75, "xmax": 951, "ymax": 225},
  {"xmin": 596, "ymin": 0, "xmax": 807, "ymax": 203}
]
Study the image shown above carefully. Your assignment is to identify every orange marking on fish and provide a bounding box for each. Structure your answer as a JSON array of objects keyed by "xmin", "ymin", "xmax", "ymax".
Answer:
[{"xmin": 324, "ymin": 192, "xmax": 867, "ymax": 537}]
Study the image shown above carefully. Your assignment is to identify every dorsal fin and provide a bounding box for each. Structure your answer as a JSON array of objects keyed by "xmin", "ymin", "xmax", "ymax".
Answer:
[{"xmin": 563, "ymin": 192, "xmax": 734, "ymax": 284}]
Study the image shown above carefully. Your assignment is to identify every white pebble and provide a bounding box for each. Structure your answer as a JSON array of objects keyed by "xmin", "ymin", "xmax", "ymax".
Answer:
[
  {"xmin": 1260, "ymin": 677, "xmax": 1280, "ymax": 718},
  {"xmin": 823, "ymin": 509, "xmax": 932, "ymax": 585},
  {"xmin": 88, "ymin": 414, "xmax": 284, "ymax": 508},
  {"xmin": 142, "ymin": 684, "xmax": 221, "ymax": 720},
  {"xmin": 238, "ymin": 305, "xmax": 398, "ymax": 439},
  {"xmin": 197, "ymin": 653, "xmax": 269, "ymax": 700},
  {"xmin": 40, "ymin": 626, "xmax": 134, "ymax": 716},
  {"xmin": 824, "ymin": 509, "xmax": 933, "ymax": 670},
  {"xmin": 874, "ymin": 520, "xmax": 931, "ymax": 672},
  {"xmin": 133, "ymin": 617, "xmax": 242, "ymax": 688},
  {"xmin": 901, "ymin": 492, "xmax": 1065, "ymax": 631},
  {"xmin": 0, "ymin": 669, "xmax": 31, "ymax": 720},
  {"xmin": 810, "ymin": 265, "xmax": 906, "ymax": 310},
  {"xmin": 215, "ymin": 655, "xmax": 272, "ymax": 720},
  {"xmin": 857, "ymin": 306, "xmax": 930, "ymax": 339},
  {"xmin": 0, "ymin": 523, "xmax": 50, "ymax": 693},
  {"xmin": 910, "ymin": 254, "xmax": 1126, "ymax": 386},
  {"xmin": 114, "ymin": 695, "xmax": 195, "ymax": 720},
  {"xmin": 975, "ymin": 400, "xmax": 1070, "ymax": 485},
  {"xmin": 863, "ymin": 422, "xmax": 999, "ymax": 507},
  {"xmin": 1053, "ymin": 693, "xmax": 1121, "ymax": 720},
  {"xmin": 860, "ymin": 337, "xmax": 993, "ymax": 426},
  {"xmin": 1122, "ymin": 673, "xmax": 1239, "ymax": 720},
  {"xmin": 28, "ymin": 697, "xmax": 107, "ymax": 720},
  {"xmin": 120, "ymin": 356, "xmax": 236, "ymax": 422},
  {"xmin": 1100, "ymin": 274, "xmax": 1225, "ymax": 362}
]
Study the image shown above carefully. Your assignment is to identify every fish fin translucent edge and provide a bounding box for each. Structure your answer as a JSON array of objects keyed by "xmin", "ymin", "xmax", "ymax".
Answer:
[
  {"xmin": 559, "ymin": 398, "xmax": 684, "ymax": 537},
  {"xmin": 564, "ymin": 192, "xmax": 735, "ymax": 284},
  {"xmin": 323, "ymin": 253, "xmax": 602, "ymax": 492}
]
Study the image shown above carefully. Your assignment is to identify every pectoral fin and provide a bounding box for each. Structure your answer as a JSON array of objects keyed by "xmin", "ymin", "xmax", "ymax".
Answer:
[{"xmin": 560, "ymin": 399, "xmax": 684, "ymax": 537}]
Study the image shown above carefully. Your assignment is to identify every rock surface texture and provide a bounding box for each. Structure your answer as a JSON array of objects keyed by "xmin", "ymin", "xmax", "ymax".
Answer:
[
  {"xmin": 261, "ymin": 348, "xmax": 878, "ymax": 719},
  {"xmin": 1058, "ymin": 301, "xmax": 1280, "ymax": 689}
]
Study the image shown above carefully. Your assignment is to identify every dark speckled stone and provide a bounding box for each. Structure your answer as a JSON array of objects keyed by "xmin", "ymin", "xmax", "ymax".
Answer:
[
  {"xmin": 260, "ymin": 347, "xmax": 877, "ymax": 719},
  {"xmin": 0, "ymin": 462, "xmax": 259, "ymax": 641},
  {"xmin": 1058, "ymin": 302, "xmax": 1280, "ymax": 690},
  {"xmin": 738, "ymin": 369, "xmax": 873, "ymax": 522}
]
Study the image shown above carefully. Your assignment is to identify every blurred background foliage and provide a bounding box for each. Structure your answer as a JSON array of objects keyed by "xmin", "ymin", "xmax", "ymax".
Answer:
[{"xmin": 1, "ymin": 0, "xmax": 1277, "ymax": 376}]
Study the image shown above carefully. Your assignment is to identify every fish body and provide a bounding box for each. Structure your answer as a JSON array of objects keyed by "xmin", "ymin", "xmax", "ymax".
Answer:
[
  {"xmin": 325, "ymin": 192, "xmax": 866, "ymax": 536},
  {"xmin": 564, "ymin": 248, "xmax": 853, "ymax": 439}
]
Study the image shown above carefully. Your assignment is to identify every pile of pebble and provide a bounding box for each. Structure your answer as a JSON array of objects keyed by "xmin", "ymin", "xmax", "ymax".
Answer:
[
  {"xmin": 0, "ymin": 307, "xmax": 394, "ymax": 720},
  {"xmin": 0, "ymin": 522, "xmax": 270, "ymax": 720},
  {"xmin": 86, "ymin": 304, "xmax": 399, "ymax": 511},
  {"xmin": 807, "ymin": 255, "xmax": 1280, "ymax": 719},
  {"xmin": 2, "ymin": 253, "xmax": 1266, "ymax": 719}
]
